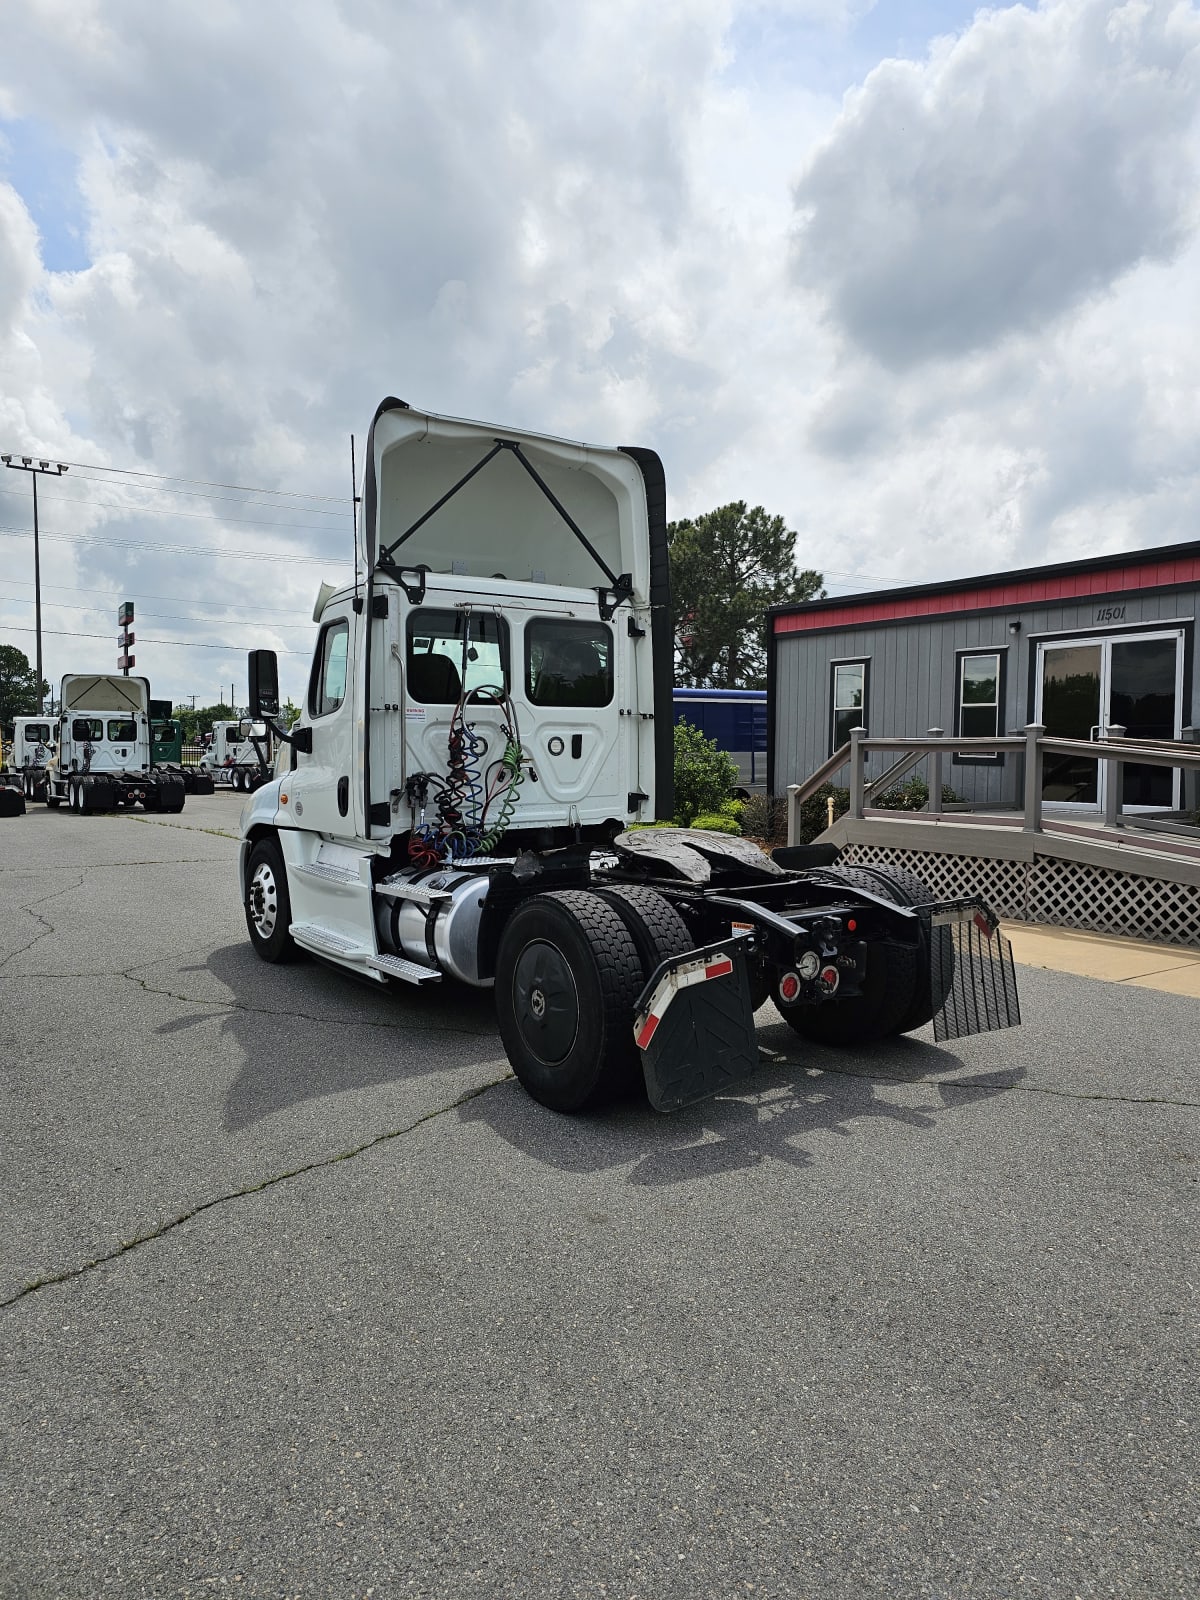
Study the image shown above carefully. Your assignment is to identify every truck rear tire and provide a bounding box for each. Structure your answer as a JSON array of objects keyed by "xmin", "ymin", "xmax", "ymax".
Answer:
[
  {"xmin": 772, "ymin": 866, "xmax": 919, "ymax": 1046},
  {"xmin": 244, "ymin": 837, "xmax": 299, "ymax": 963},
  {"xmin": 495, "ymin": 890, "xmax": 646, "ymax": 1113},
  {"xmin": 845, "ymin": 865, "xmax": 954, "ymax": 1033},
  {"xmin": 591, "ymin": 886, "xmax": 695, "ymax": 977}
]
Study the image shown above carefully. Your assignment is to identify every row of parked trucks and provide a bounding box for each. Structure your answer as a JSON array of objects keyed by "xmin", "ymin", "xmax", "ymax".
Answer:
[
  {"xmin": 1, "ymin": 682, "xmax": 274, "ymax": 813},
  {"xmin": 2, "ymin": 397, "xmax": 1021, "ymax": 1113}
]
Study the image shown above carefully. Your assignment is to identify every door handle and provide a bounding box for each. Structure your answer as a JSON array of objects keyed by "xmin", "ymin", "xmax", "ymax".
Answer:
[
  {"xmin": 1088, "ymin": 724, "xmax": 1103, "ymax": 741},
  {"xmin": 337, "ymin": 775, "xmax": 349, "ymax": 816}
]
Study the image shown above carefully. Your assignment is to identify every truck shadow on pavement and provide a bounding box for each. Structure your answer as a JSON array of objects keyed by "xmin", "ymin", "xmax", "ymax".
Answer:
[
  {"xmin": 459, "ymin": 1019, "xmax": 1027, "ymax": 1187},
  {"xmin": 155, "ymin": 943, "xmax": 504, "ymax": 1131}
]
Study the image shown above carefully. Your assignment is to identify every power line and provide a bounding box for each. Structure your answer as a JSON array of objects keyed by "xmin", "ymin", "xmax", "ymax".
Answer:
[
  {"xmin": 60, "ymin": 468, "xmax": 351, "ymax": 516},
  {"xmin": 61, "ymin": 458, "xmax": 348, "ymax": 503},
  {"xmin": 0, "ymin": 623, "xmax": 301, "ymax": 653},
  {"xmin": 0, "ymin": 574, "xmax": 317, "ymax": 619},
  {"xmin": 0, "ymin": 525, "xmax": 351, "ymax": 565},
  {"xmin": 0, "ymin": 482, "xmax": 353, "ymax": 537},
  {"xmin": 0, "ymin": 593, "xmax": 315, "ymax": 629}
]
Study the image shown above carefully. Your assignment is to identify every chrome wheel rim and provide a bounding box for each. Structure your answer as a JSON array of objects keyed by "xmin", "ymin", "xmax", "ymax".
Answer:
[{"xmin": 249, "ymin": 860, "xmax": 279, "ymax": 939}]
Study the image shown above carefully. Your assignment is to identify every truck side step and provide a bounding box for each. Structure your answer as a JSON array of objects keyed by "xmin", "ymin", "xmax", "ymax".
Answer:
[
  {"xmin": 294, "ymin": 861, "xmax": 363, "ymax": 887},
  {"xmin": 289, "ymin": 922, "xmax": 366, "ymax": 957},
  {"xmin": 376, "ymin": 876, "xmax": 452, "ymax": 906},
  {"xmin": 366, "ymin": 954, "xmax": 442, "ymax": 985}
]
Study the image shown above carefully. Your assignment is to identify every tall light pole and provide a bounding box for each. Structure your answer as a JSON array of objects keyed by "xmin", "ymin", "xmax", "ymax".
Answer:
[{"xmin": 1, "ymin": 454, "xmax": 69, "ymax": 713}]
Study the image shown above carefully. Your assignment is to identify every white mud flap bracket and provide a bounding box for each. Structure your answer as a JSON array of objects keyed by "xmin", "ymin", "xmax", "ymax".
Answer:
[{"xmin": 633, "ymin": 939, "xmax": 758, "ymax": 1113}]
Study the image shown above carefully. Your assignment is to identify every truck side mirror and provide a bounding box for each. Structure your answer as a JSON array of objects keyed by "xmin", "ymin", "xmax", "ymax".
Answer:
[{"xmin": 249, "ymin": 650, "xmax": 280, "ymax": 718}]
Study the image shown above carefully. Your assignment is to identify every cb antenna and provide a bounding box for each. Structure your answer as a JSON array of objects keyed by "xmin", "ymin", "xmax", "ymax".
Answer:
[{"xmin": 350, "ymin": 433, "xmax": 361, "ymax": 607}]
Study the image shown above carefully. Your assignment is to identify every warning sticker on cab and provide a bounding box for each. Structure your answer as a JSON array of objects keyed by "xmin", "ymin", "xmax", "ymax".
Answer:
[{"xmin": 405, "ymin": 707, "xmax": 427, "ymax": 723}]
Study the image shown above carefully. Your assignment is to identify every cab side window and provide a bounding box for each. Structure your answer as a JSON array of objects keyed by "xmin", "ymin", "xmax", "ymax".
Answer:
[
  {"xmin": 72, "ymin": 718, "xmax": 102, "ymax": 741},
  {"xmin": 309, "ymin": 620, "xmax": 349, "ymax": 718}
]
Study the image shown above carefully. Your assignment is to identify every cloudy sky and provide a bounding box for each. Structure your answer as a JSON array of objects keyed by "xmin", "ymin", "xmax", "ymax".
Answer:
[{"xmin": 1, "ymin": 0, "xmax": 1198, "ymax": 709}]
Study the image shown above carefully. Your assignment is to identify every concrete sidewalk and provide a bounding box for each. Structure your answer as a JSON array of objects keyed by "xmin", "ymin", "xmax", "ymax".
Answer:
[{"xmin": 1007, "ymin": 921, "xmax": 1200, "ymax": 996}]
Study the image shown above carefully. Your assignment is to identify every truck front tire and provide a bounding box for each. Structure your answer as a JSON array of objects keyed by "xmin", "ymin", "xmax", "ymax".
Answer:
[
  {"xmin": 495, "ymin": 890, "xmax": 646, "ymax": 1113},
  {"xmin": 244, "ymin": 837, "xmax": 299, "ymax": 964}
]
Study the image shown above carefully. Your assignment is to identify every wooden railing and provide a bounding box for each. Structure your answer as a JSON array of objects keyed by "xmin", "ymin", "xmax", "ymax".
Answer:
[{"xmin": 787, "ymin": 724, "xmax": 1200, "ymax": 845}]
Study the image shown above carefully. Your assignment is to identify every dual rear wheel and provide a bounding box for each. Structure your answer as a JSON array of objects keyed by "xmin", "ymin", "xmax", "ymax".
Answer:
[
  {"xmin": 495, "ymin": 887, "xmax": 695, "ymax": 1113},
  {"xmin": 772, "ymin": 866, "xmax": 950, "ymax": 1045}
]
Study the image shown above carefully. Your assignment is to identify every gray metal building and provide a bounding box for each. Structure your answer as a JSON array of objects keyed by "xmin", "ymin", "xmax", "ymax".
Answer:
[{"xmin": 768, "ymin": 540, "xmax": 1200, "ymax": 816}]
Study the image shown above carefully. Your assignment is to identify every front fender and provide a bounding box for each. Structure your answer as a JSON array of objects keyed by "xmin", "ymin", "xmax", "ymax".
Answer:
[{"xmin": 239, "ymin": 776, "xmax": 284, "ymax": 840}]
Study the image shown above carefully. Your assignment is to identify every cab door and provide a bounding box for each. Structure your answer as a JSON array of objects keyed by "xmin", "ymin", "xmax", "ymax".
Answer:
[
  {"xmin": 287, "ymin": 607, "xmax": 358, "ymax": 838},
  {"xmin": 513, "ymin": 606, "xmax": 632, "ymax": 825}
]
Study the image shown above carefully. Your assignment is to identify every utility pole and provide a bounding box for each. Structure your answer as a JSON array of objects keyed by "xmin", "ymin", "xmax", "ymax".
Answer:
[{"xmin": 1, "ymin": 454, "xmax": 68, "ymax": 713}]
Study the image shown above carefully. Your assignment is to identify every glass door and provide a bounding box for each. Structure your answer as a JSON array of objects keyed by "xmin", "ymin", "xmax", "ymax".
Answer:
[
  {"xmin": 1039, "ymin": 642, "xmax": 1102, "ymax": 806},
  {"xmin": 1037, "ymin": 631, "xmax": 1183, "ymax": 813}
]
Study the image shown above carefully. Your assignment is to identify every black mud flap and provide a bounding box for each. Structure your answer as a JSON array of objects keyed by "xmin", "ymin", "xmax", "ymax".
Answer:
[
  {"xmin": 927, "ymin": 903, "xmax": 1022, "ymax": 1042},
  {"xmin": 633, "ymin": 940, "xmax": 759, "ymax": 1113},
  {"xmin": 0, "ymin": 786, "xmax": 26, "ymax": 817}
]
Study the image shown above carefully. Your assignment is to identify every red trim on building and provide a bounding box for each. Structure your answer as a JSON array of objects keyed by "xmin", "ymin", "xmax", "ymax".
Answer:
[{"xmin": 773, "ymin": 555, "xmax": 1200, "ymax": 635}]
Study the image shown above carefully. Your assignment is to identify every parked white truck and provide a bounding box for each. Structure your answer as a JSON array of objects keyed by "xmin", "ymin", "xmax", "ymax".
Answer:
[
  {"xmin": 39, "ymin": 675, "xmax": 186, "ymax": 814},
  {"xmin": 239, "ymin": 398, "xmax": 1020, "ymax": 1113},
  {"xmin": 200, "ymin": 720, "xmax": 273, "ymax": 792},
  {"xmin": 11, "ymin": 717, "xmax": 56, "ymax": 801}
]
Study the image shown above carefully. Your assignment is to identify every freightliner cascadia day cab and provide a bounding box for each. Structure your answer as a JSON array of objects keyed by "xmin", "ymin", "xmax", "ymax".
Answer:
[
  {"xmin": 240, "ymin": 399, "xmax": 1021, "ymax": 1113},
  {"xmin": 38, "ymin": 675, "xmax": 186, "ymax": 814},
  {"xmin": 200, "ymin": 720, "xmax": 273, "ymax": 792},
  {"xmin": 11, "ymin": 718, "xmax": 56, "ymax": 801}
]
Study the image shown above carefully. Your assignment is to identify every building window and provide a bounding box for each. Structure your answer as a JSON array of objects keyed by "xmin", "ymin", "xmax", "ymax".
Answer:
[
  {"xmin": 830, "ymin": 660, "xmax": 868, "ymax": 752},
  {"xmin": 955, "ymin": 650, "xmax": 1004, "ymax": 763}
]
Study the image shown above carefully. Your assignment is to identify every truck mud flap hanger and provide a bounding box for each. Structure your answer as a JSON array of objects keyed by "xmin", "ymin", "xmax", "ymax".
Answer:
[
  {"xmin": 375, "ymin": 437, "xmax": 634, "ymax": 621},
  {"xmin": 632, "ymin": 902, "xmax": 1021, "ymax": 1115}
]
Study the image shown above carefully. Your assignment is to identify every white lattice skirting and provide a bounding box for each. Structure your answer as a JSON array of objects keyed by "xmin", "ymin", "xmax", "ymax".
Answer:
[{"xmin": 841, "ymin": 843, "xmax": 1200, "ymax": 948}]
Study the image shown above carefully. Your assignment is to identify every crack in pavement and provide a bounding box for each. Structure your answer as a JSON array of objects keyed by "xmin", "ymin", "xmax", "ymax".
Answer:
[
  {"xmin": 123, "ymin": 814, "xmax": 238, "ymax": 841},
  {"xmin": 0, "ymin": 1073, "xmax": 514, "ymax": 1311},
  {"xmin": 0, "ymin": 872, "xmax": 85, "ymax": 974},
  {"xmin": 119, "ymin": 969, "xmax": 499, "ymax": 1037},
  {"xmin": 3, "ymin": 964, "xmax": 496, "ymax": 1039},
  {"xmin": 0, "ymin": 859, "xmax": 232, "ymax": 871}
]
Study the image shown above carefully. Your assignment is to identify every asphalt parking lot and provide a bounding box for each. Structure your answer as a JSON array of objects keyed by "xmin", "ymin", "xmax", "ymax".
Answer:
[{"xmin": 1, "ymin": 792, "xmax": 1196, "ymax": 1599}]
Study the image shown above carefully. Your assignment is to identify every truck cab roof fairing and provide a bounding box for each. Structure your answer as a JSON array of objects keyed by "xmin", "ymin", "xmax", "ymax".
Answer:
[
  {"xmin": 361, "ymin": 402, "xmax": 652, "ymax": 602},
  {"xmin": 60, "ymin": 674, "xmax": 150, "ymax": 714}
]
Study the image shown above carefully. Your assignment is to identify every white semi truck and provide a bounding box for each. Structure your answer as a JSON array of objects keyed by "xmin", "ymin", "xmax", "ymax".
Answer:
[
  {"xmin": 39, "ymin": 674, "xmax": 186, "ymax": 814},
  {"xmin": 200, "ymin": 720, "xmax": 273, "ymax": 792},
  {"xmin": 239, "ymin": 398, "xmax": 1020, "ymax": 1113},
  {"xmin": 10, "ymin": 717, "xmax": 56, "ymax": 801}
]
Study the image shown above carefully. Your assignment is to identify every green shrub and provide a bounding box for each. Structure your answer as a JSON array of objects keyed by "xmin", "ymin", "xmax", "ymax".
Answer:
[
  {"xmin": 691, "ymin": 811, "xmax": 742, "ymax": 834},
  {"xmin": 795, "ymin": 783, "xmax": 850, "ymax": 843},
  {"xmin": 740, "ymin": 792, "xmax": 788, "ymax": 844},
  {"xmin": 673, "ymin": 719, "xmax": 739, "ymax": 827}
]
